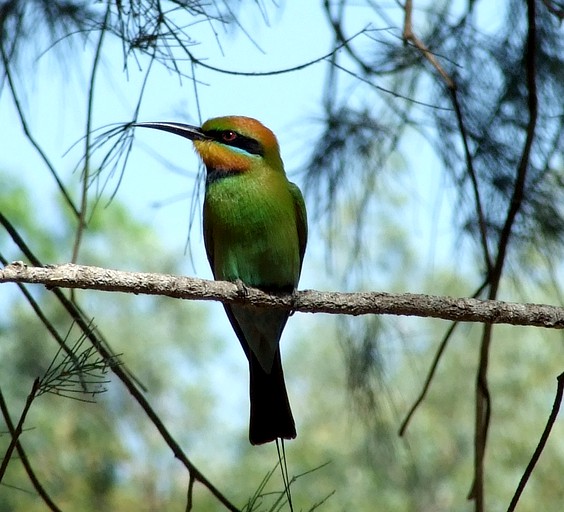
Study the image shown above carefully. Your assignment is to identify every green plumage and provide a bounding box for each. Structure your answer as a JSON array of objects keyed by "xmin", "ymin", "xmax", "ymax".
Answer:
[{"xmin": 204, "ymin": 170, "xmax": 303, "ymax": 288}]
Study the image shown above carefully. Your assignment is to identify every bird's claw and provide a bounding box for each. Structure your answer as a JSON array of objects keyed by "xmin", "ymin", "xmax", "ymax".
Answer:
[
  {"xmin": 234, "ymin": 279, "xmax": 250, "ymax": 298},
  {"xmin": 289, "ymin": 289, "xmax": 299, "ymax": 316}
]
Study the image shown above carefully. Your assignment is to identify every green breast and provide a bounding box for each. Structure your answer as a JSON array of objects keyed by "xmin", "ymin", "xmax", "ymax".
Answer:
[{"xmin": 203, "ymin": 169, "xmax": 301, "ymax": 288}]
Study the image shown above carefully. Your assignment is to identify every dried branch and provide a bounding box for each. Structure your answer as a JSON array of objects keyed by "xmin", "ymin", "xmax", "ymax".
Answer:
[
  {"xmin": 2, "ymin": 262, "xmax": 564, "ymax": 329},
  {"xmin": 398, "ymin": 320, "xmax": 459, "ymax": 436},
  {"xmin": 402, "ymin": 0, "xmax": 455, "ymax": 89},
  {"xmin": 186, "ymin": 472, "xmax": 196, "ymax": 512},
  {"xmin": 186, "ymin": 26, "xmax": 369, "ymax": 77}
]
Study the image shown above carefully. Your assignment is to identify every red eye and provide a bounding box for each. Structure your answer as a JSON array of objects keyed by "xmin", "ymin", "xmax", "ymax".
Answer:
[{"xmin": 222, "ymin": 131, "xmax": 237, "ymax": 142}]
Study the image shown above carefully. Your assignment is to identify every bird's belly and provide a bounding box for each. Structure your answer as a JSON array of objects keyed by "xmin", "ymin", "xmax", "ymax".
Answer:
[
  {"xmin": 204, "ymin": 173, "xmax": 301, "ymax": 288},
  {"xmin": 214, "ymin": 220, "xmax": 299, "ymax": 288}
]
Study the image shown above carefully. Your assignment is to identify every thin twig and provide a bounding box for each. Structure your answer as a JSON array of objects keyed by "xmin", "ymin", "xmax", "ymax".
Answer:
[
  {"xmin": 72, "ymin": 4, "xmax": 110, "ymax": 264},
  {"xmin": 450, "ymin": 90, "xmax": 492, "ymax": 272},
  {"xmin": 399, "ymin": 281, "xmax": 489, "ymax": 435},
  {"xmin": 0, "ymin": 380, "xmax": 40, "ymax": 483},
  {"xmin": 186, "ymin": 473, "xmax": 195, "ymax": 512},
  {"xmin": 0, "ymin": 44, "xmax": 79, "ymax": 219},
  {"xmin": 186, "ymin": 27, "xmax": 369, "ymax": 77},
  {"xmin": 469, "ymin": 323, "xmax": 492, "ymax": 508},
  {"xmin": 399, "ymin": 321, "xmax": 458, "ymax": 436},
  {"xmin": 402, "ymin": 0, "xmax": 455, "ymax": 89},
  {"xmin": 541, "ymin": 0, "xmax": 564, "ymax": 19},
  {"xmin": 0, "ymin": 387, "xmax": 63, "ymax": 512},
  {"xmin": 402, "ymin": 1, "xmax": 491, "ymax": 270},
  {"xmin": 506, "ymin": 372, "xmax": 564, "ymax": 512}
]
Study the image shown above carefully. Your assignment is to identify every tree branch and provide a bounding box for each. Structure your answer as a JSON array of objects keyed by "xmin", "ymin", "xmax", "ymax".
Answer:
[{"xmin": 2, "ymin": 262, "xmax": 564, "ymax": 329}]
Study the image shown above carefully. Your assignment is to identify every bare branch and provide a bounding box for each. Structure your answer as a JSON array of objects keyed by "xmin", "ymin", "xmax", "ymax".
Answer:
[
  {"xmin": 0, "ymin": 386, "xmax": 62, "ymax": 511},
  {"xmin": 186, "ymin": 27, "xmax": 370, "ymax": 77},
  {"xmin": 506, "ymin": 372, "xmax": 564, "ymax": 512},
  {"xmin": 402, "ymin": 1, "xmax": 492, "ymax": 271},
  {"xmin": 0, "ymin": 380, "xmax": 40, "ymax": 483},
  {"xmin": 402, "ymin": 0, "xmax": 455, "ymax": 89},
  {"xmin": 2, "ymin": 262, "xmax": 564, "ymax": 329},
  {"xmin": 399, "ymin": 280, "xmax": 490, "ymax": 436}
]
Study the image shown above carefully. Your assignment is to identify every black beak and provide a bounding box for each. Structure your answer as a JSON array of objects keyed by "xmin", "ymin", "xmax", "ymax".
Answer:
[{"xmin": 133, "ymin": 121, "xmax": 210, "ymax": 141}]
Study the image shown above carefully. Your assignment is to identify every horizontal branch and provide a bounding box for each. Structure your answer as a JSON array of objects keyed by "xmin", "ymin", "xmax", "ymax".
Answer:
[{"xmin": 2, "ymin": 262, "xmax": 564, "ymax": 329}]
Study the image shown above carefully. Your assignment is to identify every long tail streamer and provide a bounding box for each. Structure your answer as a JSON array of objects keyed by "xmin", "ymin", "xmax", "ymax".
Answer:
[{"xmin": 276, "ymin": 438, "xmax": 293, "ymax": 511}]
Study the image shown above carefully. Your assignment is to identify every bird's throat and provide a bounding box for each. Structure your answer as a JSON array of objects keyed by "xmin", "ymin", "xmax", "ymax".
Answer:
[{"xmin": 206, "ymin": 167, "xmax": 243, "ymax": 185}]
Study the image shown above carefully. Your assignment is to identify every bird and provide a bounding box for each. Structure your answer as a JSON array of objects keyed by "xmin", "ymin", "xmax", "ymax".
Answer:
[{"xmin": 134, "ymin": 116, "xmax": 307, "ymax": 444}]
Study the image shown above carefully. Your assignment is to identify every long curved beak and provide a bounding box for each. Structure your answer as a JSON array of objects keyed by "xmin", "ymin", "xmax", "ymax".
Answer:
[{"xmin": 133, "ymin": 121, "xmax": 210, "ymax": 141}]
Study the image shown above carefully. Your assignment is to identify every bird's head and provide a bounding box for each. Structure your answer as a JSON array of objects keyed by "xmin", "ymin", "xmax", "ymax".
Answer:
[{"xmin": 134, "ymin": 116, "xmax": 283, "ymax": 173}]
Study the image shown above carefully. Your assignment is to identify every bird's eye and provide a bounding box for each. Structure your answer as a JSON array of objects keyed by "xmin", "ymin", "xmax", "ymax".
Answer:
[{"xmin": 221, "ymin": 131, "xmax": 237, "ymax": 142}]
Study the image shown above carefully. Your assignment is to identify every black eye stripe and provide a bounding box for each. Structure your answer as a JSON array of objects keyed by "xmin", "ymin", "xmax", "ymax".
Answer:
[{"xmin": 204, "ymin": 129, "xmax": 264, "ymax": 157}]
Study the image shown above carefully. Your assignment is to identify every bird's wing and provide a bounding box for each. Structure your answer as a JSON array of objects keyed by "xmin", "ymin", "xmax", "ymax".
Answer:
[
  {"xmin": 289, "ymin": 181, "xmax": 308, "ymax": 273},
  {"xmin": 202, "ymin": 199, "xmax": 215, "ymax": 276}
]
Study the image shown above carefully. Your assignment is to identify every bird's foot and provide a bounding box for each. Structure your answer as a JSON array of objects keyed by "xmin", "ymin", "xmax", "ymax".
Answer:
[
  {"xmin": 289, "ymin": 289, "xmax": 299, "ymax": 316},
  {"xmin": 234, "ymin": 278, "xmax": 250, "ymax": 298}
]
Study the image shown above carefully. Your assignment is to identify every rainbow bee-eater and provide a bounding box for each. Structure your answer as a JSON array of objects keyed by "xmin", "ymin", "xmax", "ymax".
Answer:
[{"xmin": 135, "ymin": 116, "xmax": 307, "ymax": 445}]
